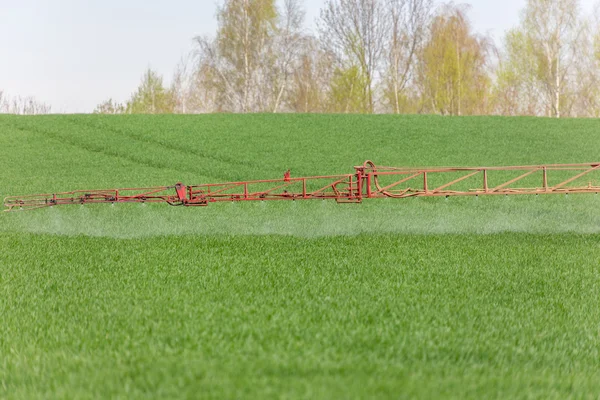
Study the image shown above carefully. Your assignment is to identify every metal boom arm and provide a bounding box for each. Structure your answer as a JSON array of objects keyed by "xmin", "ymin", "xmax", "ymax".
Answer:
[{"xmin": 5, "ymin": 161, "xmax": 600, "ymax": 211}]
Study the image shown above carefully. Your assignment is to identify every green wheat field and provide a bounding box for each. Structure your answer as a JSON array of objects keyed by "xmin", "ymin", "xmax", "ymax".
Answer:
[{"xmin": 1, "ymin": 114, "xmax": 599, "ymax": 399}]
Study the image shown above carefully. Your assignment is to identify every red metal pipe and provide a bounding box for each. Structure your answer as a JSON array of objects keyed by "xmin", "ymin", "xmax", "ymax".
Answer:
[{"xmin": 5, "ymin": 161, "xmax": 600, "ymax": 211}]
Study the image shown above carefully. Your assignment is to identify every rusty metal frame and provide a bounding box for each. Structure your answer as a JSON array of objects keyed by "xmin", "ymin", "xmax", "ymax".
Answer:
[
  {"xmin": 3, "ymin": 185, "xmax": 186, "ymax": 211},
  {"xmin": 5, "ymin": 161, "xmax": 600, "ymax": 211},
  {"xmin": 359, "ymin": 162, "xmax": 600, "ymax": 199}
]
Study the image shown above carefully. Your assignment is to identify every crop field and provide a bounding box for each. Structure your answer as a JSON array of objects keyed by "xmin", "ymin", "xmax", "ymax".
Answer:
[{"xmin": 1, "ymin": 114, "xmax": 600, "ymax": 399}]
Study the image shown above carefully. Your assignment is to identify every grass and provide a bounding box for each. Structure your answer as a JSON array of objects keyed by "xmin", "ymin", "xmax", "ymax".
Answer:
[
  {"xmin": 1, "ymin": 114, "xmax": 600, "ymax": 399},
  {"xmin": 2, "ymin": 233, "xmax": 600, "ymax": 399}
]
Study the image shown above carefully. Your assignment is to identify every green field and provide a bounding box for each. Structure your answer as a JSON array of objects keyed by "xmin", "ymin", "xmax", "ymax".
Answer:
[{"xmin": 1, "ymin": 114, "xmax": 600, "ymax": 399}]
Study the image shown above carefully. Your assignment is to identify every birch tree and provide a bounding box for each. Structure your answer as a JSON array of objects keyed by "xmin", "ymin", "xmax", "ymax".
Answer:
[
  {"xmin": 269, "ymin": 0, "xmax": 306, "ymax": 112},
  {"xmin": 571, "ymin": 4, "xmax": 600, "ymax": 117},
  {"xmin": 329, "ymin": 65, "xmax": 370, "ymax": 112},
  {"xmin": 496, "ymin": 0, "xmax": 583, "ymax": 117},
  {"xmin": 384, "ymin": 0, "xmax": 433, "ymax": 114},
  {"xmin": 318, "ymin": 0, "xmax": 389, "ymax": 113},
  {"xmin": 288, "ymin": 38, "xmax": 335, "ymax": 112},
  {"xmin": 527, "ymin": 0, "xmax": 583, "ymax": 117},
  {"xmin": 195, "ymin": 0, "xmax": 277, "ymax": 112},
  {"xmin": 171, "ymin": 56, "xmax": 194, "ymax": 114},
  {"xmin": 126, "ymin": 69, "xmax": 175, "ymax": 114},
  {"xmin": 418, "ymin": 4, "xmax": 491, "ymax": 116},
  {"xmin": 493, "ymin": 30, "xmax": 545, "ymax": 116}
]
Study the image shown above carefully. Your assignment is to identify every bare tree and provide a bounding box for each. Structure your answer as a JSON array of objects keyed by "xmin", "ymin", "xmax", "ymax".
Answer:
[
  {"xmin": 319, "ymin": 0, "xmax": 389, "ymax": 113},
  {"xmin": 384, "ymin": 0, "xmax": 433, "ymax": 114},
  {"xmin": 570, "ymin": 4, "xmax": 600, "ymax": 117},
  {"xmin": 194, "ymin": 0, "xmax": 278, "ymax": 112},
  {"xmin": 194, "ymin": 35, "xmax": 236, "ymax": 112},
  {"xmin": 287, "ymin": 37, "xmax": 336, "ymax": 112},
  {"xmin": 94, "ymin": 98, "xmax": 125, "ymax": 114},
  {"xmin": 523, "ymin": 0, "xmax": 584, "ymax": 117},
  {"xmin": 171, "ymin": 55, "xmax": 214, "ymax": 114},
  {"xmin": 270, "ymin": 0, "xmax": 306, "ymax": 113},
  {"xmin": 0, "ymin": 91, "xmax": 51, "ymax": 115}
]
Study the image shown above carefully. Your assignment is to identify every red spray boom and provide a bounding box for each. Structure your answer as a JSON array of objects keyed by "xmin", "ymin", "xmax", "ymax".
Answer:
[{"xmin": 5, "ymin": 161, "xmax": 600, "ymax": 211}]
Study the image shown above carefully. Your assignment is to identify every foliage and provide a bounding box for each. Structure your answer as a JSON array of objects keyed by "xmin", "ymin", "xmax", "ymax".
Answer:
[
  {"xmin": 125, "ymin": 69, "xmax": 175, "ymax": 114},
  {"xmin": 93, "ymin": 98, "xmax": 126, "ymax": 114},
  {"xmin": 0, "ymin": 90, "xmax": 51, "ymax": 115},
  {"xmin": 493, "ymin": 29, "xmax": 544, "ymax": 116},
  {"xmin": 328, "ymin": 65, "xmax": 370, "ymax": 113},
  {"xmin": 495, "ymin": 0, "xmax": 584, "ymax": 117},
  {"xmin": 76, "ymin": 0, "xmax": 600, "ymax": 117},
  {"xmin": 194, "ymin": 0, "xmax": 280, "ymax": 112},
  {"xmin": 319, "ymin": 0, "xmax": 389, "ymax": 113},
  {"xmin": 418, "ymin": 5, "xmax": 491, "ymax": 116},
  {"xmin": 287, "ymin": 42, "xmax": 334, "ymax": 112},
  {"xmin": 382, "ymin": 0, "xmax": 434, "ymax": 114}
]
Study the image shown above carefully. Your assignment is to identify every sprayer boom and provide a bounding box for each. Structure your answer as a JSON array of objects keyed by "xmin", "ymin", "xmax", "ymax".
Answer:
[{"xmin": 5, "ymin": 161, "xmax": 600, "ymax": 211}]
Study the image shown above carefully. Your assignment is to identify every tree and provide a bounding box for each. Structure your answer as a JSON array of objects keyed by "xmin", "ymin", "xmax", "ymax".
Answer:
[
  {"xmin": 570, "ymin": 4, "xmax": 600, "ymax": 117},
  {"xmin": 195, "ymin": 0, "xmax": 278, "ymax": 113},
  {"xmin": 0, "ymin": 90, "xmax": 51, "ymax": 115},
  {"xmin": 288, "ymin": 38, "xmax": 335, "ymax": 113},
  {"xmin": 194, "ymin": 36, "xmax": 233, "ymax": 112},
  {"xmin": 495, "ymin": 0, "xmax": 583, "ymax": 117},
  {"xmin": 493, "ymin": 30, "xmax": 545, "ymax": 116},
  {"xmin": 328, "ymin": 65, "xmax": 370, "ymax": 113},
  {"xmin": 125, "ymin": 69, "xmax": 175, "ymax": 114},
  {"xmin": 383, "ymin": 0, "xmax": 433, "ymax": 114},
  {"xmin": 418, "ymin": 4, "xmax": 492, "ymax": 116},
  {"xmin": 525, "ymin": 0, "xmax": 583, "ymax": 118},
  {"xmin": 319, "ymin": 0, "xmax": 389, "ymax": 113},
  {"xmin": 170, "ymin": 56, "xmax": 194, "ymax": 114},
  {"xmin": 269, "ymin": 0, "xmax": 306, "ymax": 112},
  {"xmin": 94, "ymin": 98, "xmax": 125, "ymax": 114}
]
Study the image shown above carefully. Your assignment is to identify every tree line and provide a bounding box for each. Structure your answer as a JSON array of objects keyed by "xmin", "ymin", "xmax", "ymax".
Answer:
[
  {"xmin": 0, "ymin": 90, "xmax": 51, "ymax": 115},
  {"xmin": 99, "ymin": 0, "xmax": 600, "ymax": 118}
]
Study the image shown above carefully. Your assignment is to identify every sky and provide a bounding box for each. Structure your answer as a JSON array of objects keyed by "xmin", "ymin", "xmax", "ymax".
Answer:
[{"xmin": 0, "ymin": 0, "xmax": 597, "ymax": 113}]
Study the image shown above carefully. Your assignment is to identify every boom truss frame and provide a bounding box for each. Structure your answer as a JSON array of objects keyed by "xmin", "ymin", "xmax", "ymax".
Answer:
[{"xmin": 5, "ymin": 161, "xmax": 600, "ymax": 211}]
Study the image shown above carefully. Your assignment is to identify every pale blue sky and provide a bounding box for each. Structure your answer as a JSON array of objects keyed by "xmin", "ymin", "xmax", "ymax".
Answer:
[{"xmin": 0, "ymin": 0, "xmax": 596, "ymax": 113}]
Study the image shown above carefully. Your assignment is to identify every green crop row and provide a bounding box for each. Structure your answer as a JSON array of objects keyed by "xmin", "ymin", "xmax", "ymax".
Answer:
[{"xmin": 1, "ymin": 114, "xmax": 599, "ymax": 399}]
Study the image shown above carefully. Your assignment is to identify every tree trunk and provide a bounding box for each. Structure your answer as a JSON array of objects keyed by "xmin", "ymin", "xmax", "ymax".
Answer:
[
  {"xmin": 555, "ymin": 54, "xmax": 560, "ymax": 118},
  {"xmin": 365, "ymin": 71, "xmax": 373, "ymax": 113},
  {"xmin": 273, "ymin": 82, "xmax": 285, "ymax": 113},
  {"xmin": 346, "ymin": 81, "xmax": 355, "ymax": 113},
  {"xmin": 456, "ymin": 34, "xmax": 461, "ymax": 116},
  {"xmin": 393, "ymin": 49, "xmax": 400, "ymax": 114},
  {"xmin": 243, "ymin": 0, "xmax": 251, "ymax": 113},
  {"xmin": 305, "ymin": 81, "xmax": 309, "ymax": 113}
]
